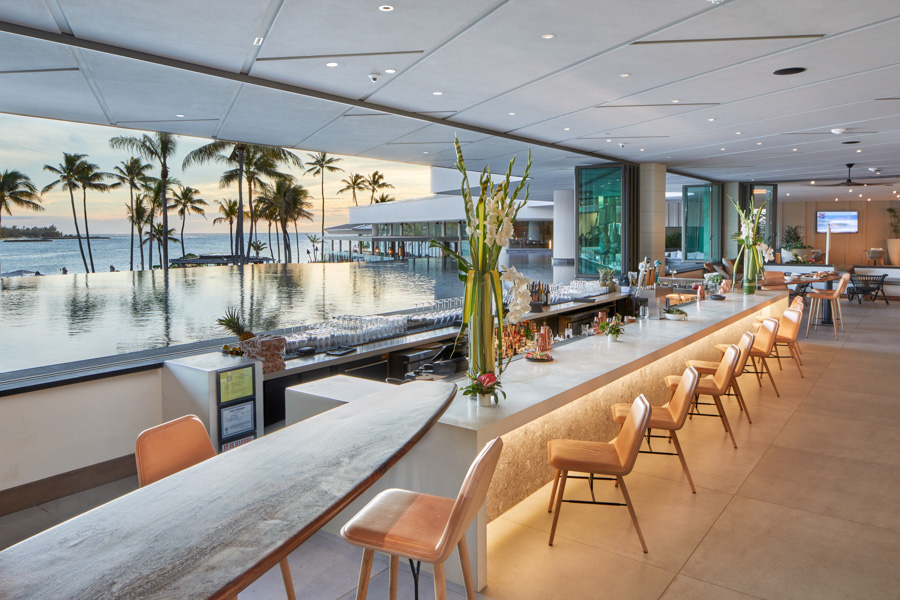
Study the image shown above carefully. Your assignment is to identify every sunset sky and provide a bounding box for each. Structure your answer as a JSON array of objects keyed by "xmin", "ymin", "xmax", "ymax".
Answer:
[{"xmin": 0, "ymin": 112, "xmax": 433, "ymax": 235}]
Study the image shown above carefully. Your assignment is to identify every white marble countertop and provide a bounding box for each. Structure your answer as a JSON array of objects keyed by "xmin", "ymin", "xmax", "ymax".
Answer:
[{"xmin": 438, "ymin": 291, "xmax": 787, "ymax": 438}]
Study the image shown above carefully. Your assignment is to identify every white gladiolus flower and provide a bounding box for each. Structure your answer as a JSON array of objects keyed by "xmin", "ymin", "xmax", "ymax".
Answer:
[{"xmin": 758, "ymin": 242, "xmax": 774, "ymax": 263}]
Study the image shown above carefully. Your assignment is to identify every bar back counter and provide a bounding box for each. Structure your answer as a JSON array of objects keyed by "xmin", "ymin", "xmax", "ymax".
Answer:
[{"xmin": 304, "ymin": 291, "xmax": 788, "ymax": 591}]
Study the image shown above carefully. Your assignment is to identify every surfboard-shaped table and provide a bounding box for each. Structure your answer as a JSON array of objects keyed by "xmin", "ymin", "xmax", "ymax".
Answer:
[{"xmin": 0, "ymin": 381, "xmax": 457, "ymax": 599}]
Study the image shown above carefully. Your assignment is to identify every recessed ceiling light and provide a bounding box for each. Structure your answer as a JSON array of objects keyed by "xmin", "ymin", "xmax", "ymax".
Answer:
[
  {"xmin": 379, "ymin": 5, "xmax": 394, "ymax": 11},
  {"xmin": 773, "ymin": 67, "xmax": 807, "ymax": 76},
  {"xmin": 857, "ymin": 149, "xmax": 862, "ymax": 152},
  {"xmin": 757, "ymin": 142, "xmax": 763, "ymax": 145},
  {"xmin": 639, "ymin": 148, "xmax": 645, "ymax": 151},
  {"xmin": 541, "ymin": 34, "xmax": 555, "ymax": 39},
  {"xmin": 786, "ymin": 193, "xmax": 790, "ymax": 196},
  {"xmin": 385, "ymin": 68, "xmax": 396, "ymax": 74},
  {"xmin": 859, "ymin": 194, "xmax": 863, "ymax": 197},
  {"xmin": 564, "ymin": 127, "xmax": 570, "ymax": 131},
  {"xmin": 835, "ymin": 198, "xmax": 839, "ymax": 201},
  {"xmin": 606, "ymin": 139, "xmax": 612, "ymax": 142},
  {"xmin": 672, "ymin": 99, "xmax": 680, "ymax": 103},
  {"xmin": 175, "ymin": 114, "xmax": 184, "ymax": 118},
  {"xmin": 708, "ymin": 118, "xmax": 715, "ymax": 122},
  {"xmin": 721, "ymin": 147, "xmax": 726, "ymax": 151},
  {"xmin": 868, "ymin": 198, "xmax": 871, "ymax": 201},
  {"xmin": 423, "ymin": 151, "xmax": 429, "ymax": 154},
  {"xmin": 735, "ymin": 131, "xmax": 742, "ymax": 135},
  {"xmin": 326, "ymin": 62, "xmax": 338, "ymax": 67},
  {"xmin": 792, "ymin": 148, "xmax": 798, "ymax": 151},
  {"xmin": 508, "ymin": 112, "xmax": 516, "ymax": 116},
  {"xmin": 811, "ymin": 180, "xmax": 816, "ymax": 184},
  {"xmin": 253, "ymin": 37, "xmax": 264, "ymax": 46},
  {"xmin": 432, "ymin": 91, "xmax": 443, "ymax": 95},
  {"xmin": 619, "ymin": 73, "xmax": 630, "ymax": 78}
]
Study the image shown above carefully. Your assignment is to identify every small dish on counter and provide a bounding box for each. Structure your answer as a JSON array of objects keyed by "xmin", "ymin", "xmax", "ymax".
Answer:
[{"xmin": 525, "ymin": 351, "xmax": 554, "ymax": 362}]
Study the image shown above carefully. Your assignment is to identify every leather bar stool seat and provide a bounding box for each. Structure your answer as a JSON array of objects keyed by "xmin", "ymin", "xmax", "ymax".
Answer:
[
  {"xmin": 611, "ymin": 403, "xmax": 676, "ymax": 430},
  {"xmin": 687, "ymin": 331, "xmax": 755, "ymax": 423}
]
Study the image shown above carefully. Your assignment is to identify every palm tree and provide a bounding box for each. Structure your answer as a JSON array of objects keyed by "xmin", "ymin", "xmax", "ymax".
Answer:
[
  {"xmin": 220, "ymin": 146, "xmax": 293, "ymax": 248},
  {"xmin": 75, "ymin": 160, "xmax": 115, "ymax": 272},
  {"xmin": 248, "ymin": 239, "xmax": 267, "ymax": 258},
  {"xmin": 0, "ymin": 170, "xmax": 44, "ymax": 274},
  {"xmin": 43, "ymin": 152, "xmax": 89, "ymax": 272},
  {"xmin": 257, "ymin": 179, "xmax": 315, "ymax": 263},
  {"xmin": 374, "ymin": 193, "xmax": 396, "ymax": 203},
  {"xmin": 146, "ymin": 223, "xmax": 178, "ymax": 268},
  {"xmin": 364, "ymin": 171, "xmax": 394, "ymax": 204},
  {"xmin": 304, "ymin": 152, "xmax": 344, "ymax": 258},
  {"xmin": 111, "ymin": 157, "xmax": 154, "ymax": 271},
  {"xmin": 337, "ymin": 173, "xmax": 367, "ymax": 207},
  {"xmin": 109, "ymin": 132, "xmax": 178, "ymax": 270},
  {"xmin": 126, "ymin": 198, "xmax": 151, "ymax": 271},
  {"xmin": 306, "ymin": 234, "xmax": 321, "ymax": 262},
  {"xmin": 213, "ymin": 198, "xmax": 240, "ymax": 255},
  {"xmin": 169, "ymin": 186, "xmax": 208, "ymax": 257},
  {"xmin": 182, "ymin": 141, "xmax": 303, "ymax": 264},
  {"xmin": 291, "ymin": 184, "xmax": 314, "ymax": 261}
]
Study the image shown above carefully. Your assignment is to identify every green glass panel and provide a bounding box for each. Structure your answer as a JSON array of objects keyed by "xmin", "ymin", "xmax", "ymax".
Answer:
[
  {"xmin": 576, "ymin": 166, "xmax": 623, "ymax": 276},
  {"xmin": 683, "ymin": 185, "xmax": 711, "ymax": 261}
]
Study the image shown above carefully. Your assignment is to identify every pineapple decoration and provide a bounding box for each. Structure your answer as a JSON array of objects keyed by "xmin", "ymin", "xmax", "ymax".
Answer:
[{"xmin": 217, "ymin": 308, "xmax": 254, "ymax": 355}]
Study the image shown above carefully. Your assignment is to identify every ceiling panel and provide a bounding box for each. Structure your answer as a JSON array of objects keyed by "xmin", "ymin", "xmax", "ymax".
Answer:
[
  {"xmin": 386, "ymin": 124, "xmax": 490, "ymax": 146},
  {"xmin": 367, "ymin": 0, "xmax": 706, "ymax": 113},
  {"xmin": 457, "ymin": 36, "xmax": 806, "ymax": 132},
  {"xmin": 300, "ymin": 110, "xmax": 429, "ymax": 156},
  {"xmin": 217, "ymin": 85, "xmax": 348, "ymax": 147},
  {"xmin": 0, "ymin": 32, "xmax": 76, "ymax": 71},
  {"xmin": 58, "ymin": 0, "xmax": 267, "ymax": 72},
  {"xmin": 0, "ymin": 0, "xmax": 60, "ymax": 31},
  {"xmin": 0, "ymin": 70, "xmax": 109, "ymax": 123},
  {"xmin": 81, "ymin": 51, "xmax": 240, "ymax": 124}
]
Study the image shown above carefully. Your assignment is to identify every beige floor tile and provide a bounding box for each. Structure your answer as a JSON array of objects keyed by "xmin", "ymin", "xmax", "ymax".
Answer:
[
  {"xmin": 499, "ymin": 472, "xmax": 731, "ymax": 572},
  {"xmin": 814, "ymin": 368, "xmax": 900, "ymax": 398},
  {"xmin": 678, "ymin": 397, "xmax": 793, "ymax": 446},
  {"xmin": 797, "ymin": 386, "xmax": 900, "ymax": 428},
  {"xmin": 39, "ymin": 476, "xmax": 139, "ymax": 522},
  {"xmin": 773, "ymin": 412, "xmax": 900, "ymax": 468},
  {"xmin": 484, "ymin": 517, "xmax": 675, "ymax": 600},
  {"xmin": 639, "ymin": 428, "xmax": 770, "ymax": 494},
  {"xmin": 660, "ymin": 575, "xmax": 761, "ymax": 600},
  {"xmin": 737, "ymin": 445, "xmax": 900, "ymax": 532},
  {"xmin": 0, "ymin": 507, "xmax": 62, "ymax": 551},
  {"xmin": 682, "ymin": 496, "xmax": 900, "ymax": 600},
  {"xmin": 730, "ymin": 375, "xmax": 811, "ymax": 411}
]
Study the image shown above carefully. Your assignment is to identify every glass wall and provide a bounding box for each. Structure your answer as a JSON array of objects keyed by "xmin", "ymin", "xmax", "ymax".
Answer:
[
  {"xmin": 683, "ymin": 185, "xmax": 710, "ymax": 261},
  {"xmin": 509, "ymin": 220, "xmax": 552, "ymax": 249},
  {"xmin": 576, "ymin": 166, "xmax": 623, "ymax": 276}
]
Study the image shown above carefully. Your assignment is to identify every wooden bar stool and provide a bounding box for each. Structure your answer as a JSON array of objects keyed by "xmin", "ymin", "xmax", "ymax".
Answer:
[
  {"xmin": 547, "ymin": 396, "xmax": 650, "ymax": 552},
  {"xmin": 771, "ymin": 308, "xmax": 804, "ymax": 376},
  {"xmin": 806, "ymin": 273, "xmax": 851, "ymax": 340},
  {"xmin": 665, "ymin": 345, "xmax": 741, "ymax": 447},
  {"xmin": 611, "ymin": 367, "xmax": 701, "ymax": 493},
  {"xmin": 341, "ymin": 437, "xmax": 503, "ymax": 600},
  {"xmin": 136, "ymin": 415, "xmax": 297, "ymax": 600},
  {"xmin": 688, "ymin": 332, "xmax": 755, "ymax": 424},
  {"xmin": 741, "ymin": 318, "xmax": 781, "ymax": 397}
]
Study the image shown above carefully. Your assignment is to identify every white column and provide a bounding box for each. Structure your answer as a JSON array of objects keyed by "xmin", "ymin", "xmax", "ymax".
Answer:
[
  {"xmin": 552, "ymin": 189, "xmax": 575, "ymax": 282},
  {"xmin": 723, "ymin": 182, "xmax": 741, "ymax": 259},
  {"xmin": 639, "ymin": 163, "xmax": 666, "ymax": 270}
]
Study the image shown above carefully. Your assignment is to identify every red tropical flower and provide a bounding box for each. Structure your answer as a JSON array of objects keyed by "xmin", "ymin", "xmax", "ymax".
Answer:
[{"xmin": 477, "ymin": 372, "xmax": 497, "ymax": 387}]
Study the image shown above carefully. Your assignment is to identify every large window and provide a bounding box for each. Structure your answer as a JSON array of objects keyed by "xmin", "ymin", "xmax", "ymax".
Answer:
[
  {"xmin": 682, "ymin": 183, "xmax": 723, "ymax": 262},
  {"xmin": 576, "ymin": 166, "xmax": 623, "ymax": 276}
]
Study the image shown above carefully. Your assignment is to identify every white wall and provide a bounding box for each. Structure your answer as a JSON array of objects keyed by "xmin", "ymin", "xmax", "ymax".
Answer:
[
  {"xmin": 349, "ymin": 195, "xmax": 465, "ymax": 225},
  {"xmin": 0, "ymin": 370, "xmax": 162, "ymax": 491}
]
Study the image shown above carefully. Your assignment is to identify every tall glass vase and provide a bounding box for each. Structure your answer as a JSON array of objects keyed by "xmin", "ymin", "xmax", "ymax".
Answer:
[
  {"xmin": 467, "ymin": 270, "xmax": 497, "ymax": 382},
  {"xmin": 743, "ymin": 274, "xmax": 757, "ymax": 295}
]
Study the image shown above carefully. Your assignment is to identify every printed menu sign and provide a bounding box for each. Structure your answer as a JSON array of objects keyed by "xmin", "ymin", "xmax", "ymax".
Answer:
[
  {"xmin": 219, "ymin": 366, "xmax": 253, "ymax": 404},
  {"xmin": 220, "ymin": 402, "xmax": 254, "ymax": 438}
]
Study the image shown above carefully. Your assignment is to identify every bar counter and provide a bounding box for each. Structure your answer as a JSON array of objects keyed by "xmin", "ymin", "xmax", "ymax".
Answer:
[{"xmin": 316, "ymin": 290, "xmax": 789, "ymax": 590}]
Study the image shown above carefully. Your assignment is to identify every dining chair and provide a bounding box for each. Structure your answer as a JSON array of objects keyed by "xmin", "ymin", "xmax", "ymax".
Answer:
[
  {"xmin": 693, "ymin": 331, "xmax": 756, "ymax": 424},
  {"xmin": 771, "ymin": 308, "xmax": 804, "ymax": 376},
  {"xmin": 341, "ymin": 437, "xmax": 503, "ymax": 600},
  {"xmin": 611, "ymin": 367, "xmax": 701, "ymax": 493},
  {"xmin": 747, "ymin": 318, "xmax": 780, "ymax": 397},
  {"xmin": 805, "ymin": 272, "xmax": 851, "ymax": 340},
  {"xmin": 547, "ymin": 396, "xmax": 651, "ymax": 552},
  {"xmin": 136, "ymin": 415, "xmax": 297, "ymax": 600},
  {"xmin": 666, "ymin": 345, "xmax": 741, "ymax": 447}
]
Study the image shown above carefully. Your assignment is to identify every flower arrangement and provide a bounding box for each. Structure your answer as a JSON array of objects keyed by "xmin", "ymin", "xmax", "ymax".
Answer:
[
  {"xmin": 730, "ymin": 198, "xmax": 773, "ymax": 294},
  {"xmin": 429, "ymin": 138, "xmax": 532, "ymax": 404},
  {"xmin": 597, "ymin": 313, "xmax": 625, "ymax": 340}
]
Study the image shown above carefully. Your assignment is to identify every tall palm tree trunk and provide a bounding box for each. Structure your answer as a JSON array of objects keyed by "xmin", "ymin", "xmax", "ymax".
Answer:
[
  {"xmin": 234, "ymin": 146, "xmax": 245, "ymax": 265},
  {"xmin": 68, "ymin": 188, "xmax": 89, "ymax": 272},
  {"xmin": 246, "ymin": 179, "xmax": 255, "ymax": 250},
  {"xmin": 160, "ymin": 169, "xmax": 169, "ymax": 270},
  {"xmin": 294, "ymin": 222, "xmax": 300, "ymax": 264},
  {"xmin": 275, "ymin": 224, "xmax": 281, "ymax": 262},
  {"xmin": 128, "ymin": 187, "xmax": 135, "ymax": 271},
  {"xmin": 320, "ymin": 178, "xmax": 326, "ymax": 259},
  {"xmin": 268, "ymin": 223, "xmax": 274, "ymax": 260},
  {"xmin": 281, "ymin": 219, "xmax": 292, "ymax": 263},
  {"xmin": 147, "ymin": 212, "xmax": 155, "ymax": 266},
  {"xmin": 138, "ymin": 226, "xmax": 145, "ymax": 270},
  {"xmin": 228, "ymin": 222, "xmax": 234, "ymax": 256},
  {"xmin": 180, "ymin": 214, "xmax": 187, "ymax": 257},
  {"xmin": 81, "ymin": 189, "xmax": 96, "ymax": 272}
]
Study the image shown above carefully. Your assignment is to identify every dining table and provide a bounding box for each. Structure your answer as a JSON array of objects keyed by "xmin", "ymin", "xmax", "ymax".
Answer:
[
  {"xmin": 0, "ymin": 381, "xmax": 457, "ymax": 600},
  {"xmin": 784, "ymin": 271, "xmax": 842, "ymax": 324}
]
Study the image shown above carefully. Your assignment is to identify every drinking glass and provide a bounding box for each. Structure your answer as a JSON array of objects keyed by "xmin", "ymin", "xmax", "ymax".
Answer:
[{"xmin": 639, "ymin": 305, "xmax": 649, "ymax": 320}]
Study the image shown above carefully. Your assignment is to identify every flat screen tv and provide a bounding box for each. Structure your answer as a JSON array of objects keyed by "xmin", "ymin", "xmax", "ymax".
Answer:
[{"xmin": 816, "ymin": 211, "xmax": 858, "ymax": 233}]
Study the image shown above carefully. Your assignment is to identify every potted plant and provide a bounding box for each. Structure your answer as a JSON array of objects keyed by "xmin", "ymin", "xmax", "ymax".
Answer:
[
  {"xmin": 780, "ymin": 225, "xmax": 811, "ymax": 263},
  {"xmin": 887, "ymin": 208, "xmax": 900, "ymax": 265},
  {"xmin": 663, "ymin": 306, "xmax": 688, "ymax": 321},
  {"xmin": 597, "ymin": 313, "xmax": 625, "ymax": 341}
]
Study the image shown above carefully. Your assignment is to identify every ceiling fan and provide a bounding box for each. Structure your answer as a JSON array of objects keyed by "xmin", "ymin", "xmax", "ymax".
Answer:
[{"xmin": 808, "ymin": 163, "xmax": 893, "ymax": 187}]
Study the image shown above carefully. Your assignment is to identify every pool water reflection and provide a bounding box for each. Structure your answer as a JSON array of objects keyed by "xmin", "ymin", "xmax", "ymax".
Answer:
[{"xmin": 1, "ymin": 257, "xmax": 552, "ymax": 374}]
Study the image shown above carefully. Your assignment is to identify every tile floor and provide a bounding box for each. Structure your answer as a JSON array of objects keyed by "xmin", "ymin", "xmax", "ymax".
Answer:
[{"xmin": 2, "ymin": 299, "xmax": 899, "ymax": 599}]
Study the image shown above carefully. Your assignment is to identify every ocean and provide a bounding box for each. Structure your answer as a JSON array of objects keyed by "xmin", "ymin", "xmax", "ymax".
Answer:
[{"xmin": 0, "ymin": 232, "xmax": 315, "ymax": 275}]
